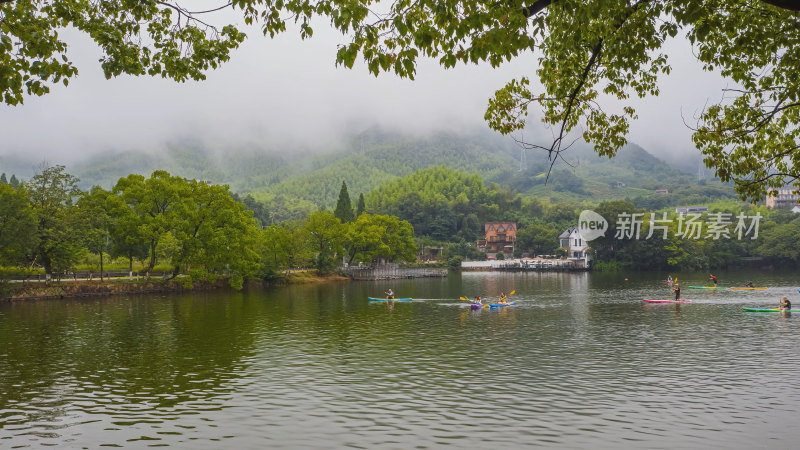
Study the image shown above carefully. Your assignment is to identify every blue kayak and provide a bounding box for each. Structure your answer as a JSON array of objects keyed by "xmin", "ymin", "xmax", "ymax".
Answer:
[
  {"xmin": 368, "ymin": 297, "xmax": 412, "ymax": 302},
  {"xmin": 488, "ymin": 301, "xmax": 516, "ymax": 308}
]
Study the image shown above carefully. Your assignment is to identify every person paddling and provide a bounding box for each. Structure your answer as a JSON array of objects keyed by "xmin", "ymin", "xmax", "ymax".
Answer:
[
  {"xmin": 780, "ymin": 296, "xmax": 792, "ymax": 310},
  {"xmin": 709, "ymin": 274, "xmax": 718, "ymax": 287},
  {"xmin": 498, "ymin": 292, "xmax": 508, "ymax": 304},
  {"xmin": 673, "ymin": 284, "xmax": 681, "ymax": 301},
  {"xmin": 744, "ymin": 280, "xmax": 754, "ymax": 288},
  {"xmin": 385, "ymin": 289, "xmax": 395, "ymax": 299}
]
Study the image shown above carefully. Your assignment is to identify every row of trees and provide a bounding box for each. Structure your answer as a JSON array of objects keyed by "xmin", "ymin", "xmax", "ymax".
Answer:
[
  {"xmin": 353, "ymin": 165, "xmax": 800, "ymax": 269},
  {"xmin": 0, "ymin": 167, "xmax": 418, "ymax": 288},
  {"xmin": 4, "ymin": 164, "xmax": 797, "ymax": 279},
  {"xmin": 588, "ymin": 200, "xmax": 800, "ymax": 271}
]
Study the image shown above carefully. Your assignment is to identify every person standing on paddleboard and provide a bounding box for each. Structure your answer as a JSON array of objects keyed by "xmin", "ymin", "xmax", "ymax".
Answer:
[
  {"xmin": 673, "ymin": 284, "xmax": 681, "ymax": 301},
  {"xmin": 709, "ymin": 274, "xmax": 718, "ymax": 287}
]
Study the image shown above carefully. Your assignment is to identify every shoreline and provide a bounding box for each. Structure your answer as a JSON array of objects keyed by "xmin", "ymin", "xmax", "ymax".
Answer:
[{"xmin": 0, "ymin": 271, "xmax": 351, "ymax": 302}]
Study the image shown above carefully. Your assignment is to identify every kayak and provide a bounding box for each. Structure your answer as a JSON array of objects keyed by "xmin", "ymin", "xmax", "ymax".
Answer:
[
  {"xmin": 367, "ymin": 297, "xmax": 412, "ymax": 302},
  {"xmin": 730, "ymin": 287, "xmax": 767, "ymax": 290},
  {"xmin": 487, "ymin": 301, "xmax": 516, "ymax": 308},
  {"xmin": 643, "ymin": 298, "xmax": 692, "ymax": 304},
  {"xmin": 470, "ymin": 303, "xmax": 482, "ymax": 310},
  {"xmin": 688, "ymin": 286, "xmax": 724, "ymax": 289},
  {"xmin": 742, "ymin": 307, "xmax": 796, "ymax": 312}
]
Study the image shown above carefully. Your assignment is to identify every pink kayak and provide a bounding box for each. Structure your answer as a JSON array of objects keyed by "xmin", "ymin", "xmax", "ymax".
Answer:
[{"xmin": 643, "ymin": 298, "xmax": 692, "ymax": 304}]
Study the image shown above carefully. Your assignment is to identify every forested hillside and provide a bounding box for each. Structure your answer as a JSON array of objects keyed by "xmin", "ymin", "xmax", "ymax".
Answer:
[{"xmin": 63, "ymin": 129, "xmax": 736, "ymax": 220}]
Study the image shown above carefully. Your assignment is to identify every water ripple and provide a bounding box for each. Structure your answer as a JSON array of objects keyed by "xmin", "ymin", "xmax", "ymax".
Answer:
[{"xmin": 2, "ymin": 274, "xmax": 800, "ymax": 448}]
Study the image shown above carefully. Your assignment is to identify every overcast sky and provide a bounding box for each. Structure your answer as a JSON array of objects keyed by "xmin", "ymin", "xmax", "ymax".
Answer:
[{"xmin": 0, "ymin": 9, "xmax": 726, "ymax": 171}]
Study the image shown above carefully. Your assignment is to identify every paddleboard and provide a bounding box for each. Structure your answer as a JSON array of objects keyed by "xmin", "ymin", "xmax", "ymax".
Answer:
[
  {"xmin": 730, "ymin": 287, "xmax": 767, "ymax": 290},
  {"xmin": 368, "ymin": 297, "xmax": 412, "ymax": 302},
  {"xmin": 688, "ymin": 286, "xmax": 724, "ymax": 289},
  {"xmin": 742, "ymin": 307, "xmax": 795, "ymax": 312},
  {"xmin": 643, "ymin": 298, "xmax": 692, "ymax": 303}
]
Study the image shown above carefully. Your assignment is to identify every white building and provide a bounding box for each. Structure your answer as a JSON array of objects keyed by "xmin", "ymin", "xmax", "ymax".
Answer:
[
  {"xmin": 558, "ymin": 227, "xmax": 592, "ymax": 267},
  {"xmin": 766, "ymin": 188, "xmax": 800, "ymax": 209}
]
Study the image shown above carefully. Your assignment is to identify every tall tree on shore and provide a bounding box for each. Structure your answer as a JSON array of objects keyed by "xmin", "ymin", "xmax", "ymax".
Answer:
[
  {"xmin": 334, "ymin": 181, "xmax": 355, "ymax": 223},
  {"xmin": 75, "ymin": 186, "xmax": 113, "ymax": 280},
  {"xmin": 305, "ymin": 211, "xmax": 346, "ymax": 274},
  {"xmin": 170, "ymin": 180, "xmax": 263, "ymax": 288},
  {"xmin": 343, "ymin": 213, "xmax": 417, "ymax": 264},
  {"xmin": 112, "ymin": 171, "xmax": 184, "ymax": 279},
  {"xmin": 105, "ymin": 190, "xmax": 149, "ymax": 274},
  {"xmin": 26, "ymin": 165, "xmax": 83, "ymax": 277},
  {"xmin": 0, "ymin": 183, "xmax": 37, "ymax": 266}
]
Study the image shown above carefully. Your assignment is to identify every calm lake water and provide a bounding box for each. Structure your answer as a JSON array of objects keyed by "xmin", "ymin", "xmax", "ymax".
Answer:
[{"xmin": 1, "ymin": 270, "xmax": 799, "ymax": 449}]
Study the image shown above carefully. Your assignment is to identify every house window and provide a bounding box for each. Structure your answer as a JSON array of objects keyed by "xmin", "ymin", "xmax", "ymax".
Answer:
[{"xmin": 560, "ymin": 239, "xmax": 569, "ymax": 247}]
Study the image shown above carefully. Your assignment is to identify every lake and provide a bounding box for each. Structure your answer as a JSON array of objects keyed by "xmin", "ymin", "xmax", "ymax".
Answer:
[{"xmin": 1, "ymin": 270, "xmax": 799, "ymax": 449}]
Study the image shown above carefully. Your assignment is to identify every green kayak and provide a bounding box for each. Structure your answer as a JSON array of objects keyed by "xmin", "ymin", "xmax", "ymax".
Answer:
[{"xmin": 742, "ymin": 307, "xmax": 796, "ymax": 312}]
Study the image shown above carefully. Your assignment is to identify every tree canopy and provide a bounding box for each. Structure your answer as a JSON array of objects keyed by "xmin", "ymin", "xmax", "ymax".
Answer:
[{"xmin": 2, "ymin": 0, "xmax": 799, "ymax": 201}]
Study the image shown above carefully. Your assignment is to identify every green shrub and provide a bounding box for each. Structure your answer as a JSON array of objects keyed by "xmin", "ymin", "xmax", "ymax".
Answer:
[
  {"xmin": 447, "ymin": 255, "xmax": 464, "ymax": 270},
  {"xmin": 593, "ymin": 260, "xmax": 622, "ymax": 272}
]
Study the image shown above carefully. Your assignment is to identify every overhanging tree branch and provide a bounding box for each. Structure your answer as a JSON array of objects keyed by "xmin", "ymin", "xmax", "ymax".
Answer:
[
  {"xmin": 760, "ymin": 0, "xmax": 800, "ymax": 11},
  {"xmin": 522, "ymin": 0, "xmax": 555, "ymax": 17},
  {"xmin": 534, "ymin": 0, "xmax": 650, "ymax": 183}
]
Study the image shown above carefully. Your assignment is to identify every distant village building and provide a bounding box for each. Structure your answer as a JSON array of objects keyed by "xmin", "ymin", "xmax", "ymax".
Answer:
[
  {"xmin": 558, "ymin": 227, "xmax": 591, "ymax": 268},
  {"xmin": 477, "ymin": 222, "xmax": 517, "ymax": 254},
  {"xmin": 792, "ymin": 205, "xmax": 800, "ymax": 214},
  {"xmin": 655, "ymin": 189, "xmax": 669, "ymax": 195},
  {"xmin": 615, "ymin": 181, "xmax": 626, "ymax": 188},
  {"xmin": 765, "ymin": 188, "xmax": 800, "ymax": 209},
  {"xmin": 675, "ymin": 206, "xmax": 709, "ymax": 215}
]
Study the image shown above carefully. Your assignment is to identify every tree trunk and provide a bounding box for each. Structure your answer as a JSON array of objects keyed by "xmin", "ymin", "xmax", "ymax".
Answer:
[{"xmin": 100, "ymin": 252, "xmax": 104, "ymax": 281}]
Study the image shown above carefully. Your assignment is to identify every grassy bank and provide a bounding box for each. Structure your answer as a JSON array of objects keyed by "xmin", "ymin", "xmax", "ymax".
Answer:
[{"xmin": 1, "ymin": 271, "xmax": 350, "ymax": 302}]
